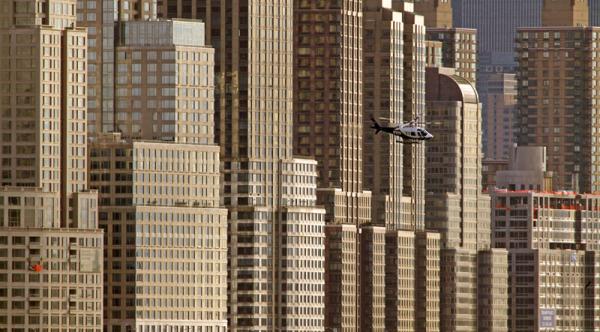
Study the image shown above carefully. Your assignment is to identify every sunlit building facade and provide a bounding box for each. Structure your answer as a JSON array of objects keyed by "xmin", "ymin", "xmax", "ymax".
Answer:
[
  {"xmin": 0, "ymin": 1, "xmax": 103, "ymax": 330},
  {"xmin": 155, "ymin": 1, "xmax": 328, "ymax": 331},
  {"xmin": 425, "ymin": 67, "xmax": 508, "ymax": 332},
  {"xmin": 516, "ymin": 24, "xmax": 600, "ymax": 192},
  {"xmin": 89, "ymin": 134, "xmax": 228, "ymax": 331}
]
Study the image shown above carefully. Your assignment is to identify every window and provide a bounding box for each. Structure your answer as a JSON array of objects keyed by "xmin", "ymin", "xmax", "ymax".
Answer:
[{"xmin": 8, "ymin": 210, "xmax": 20, "ymax": 227}]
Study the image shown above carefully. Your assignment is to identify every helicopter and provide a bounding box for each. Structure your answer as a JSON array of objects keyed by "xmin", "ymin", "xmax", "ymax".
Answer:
[{"xmin": 370, "ymin": 116, "xmax": 434, "ymax": 143}]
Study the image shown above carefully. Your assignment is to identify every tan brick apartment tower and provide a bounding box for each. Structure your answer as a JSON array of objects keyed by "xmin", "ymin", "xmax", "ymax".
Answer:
[
  {"xmin": 363, "ymin": 1, "xmax": 441, "ymax": 331},
  {"xmin": 419, "ymin": 1, "xmax": 508, "ymax": 331},
  {"xmin": 425, "ymin": 67, "xmax": 508, "ymax": 332},
  {"xmin": 89, "ymin": 133, "xmax": 229, "ymax": 331},
  {"xmin": 0, "ymin": 1, "xmax": 103, "ymax": 330},
  {"xmin": 155, "ymin": 1, "xmax": 328, "ymax": 331},
  {"xmin": 82, "ymin": 18, "xmax": 231, "ymax": 331},
  {"xmin": 293, "ymin": 1, "xmax": 372, "ymax": 331},
  {"xmin": 515, "ymin": 0, "xmax": 600, "ymax": 192}
]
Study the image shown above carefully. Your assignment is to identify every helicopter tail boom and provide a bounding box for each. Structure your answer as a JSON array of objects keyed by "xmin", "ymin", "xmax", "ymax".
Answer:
[{"xmin": 370, "ymin": 116, "xmax": 382, "ymax": 134}]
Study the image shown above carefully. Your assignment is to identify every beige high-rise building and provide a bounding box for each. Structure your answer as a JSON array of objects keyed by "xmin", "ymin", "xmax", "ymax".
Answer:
[
  {"xmin": 114, "ymin": 19, "xmax": 215, "ymax": 144},
  {"xmin": 425, "ymin": 28, "xmax": 477, "ymax": 83},
  {"xmin": 0, "ymin": 0, "xmax": 103, "ymax": 330},
  {"xmin": 77, "ymin": 0, "xmax": 116, "ymax": 134},
  {"xmin": 89, "ymin": 133, "xmax": 228, "ymax": 331},
  {"xmin": 156, "ymin": 1, "xmax": 328, "ymax": 331},
  {"xmin": 0, "ymin": 188, "xmax": 103, "ymax": 331},
  {"xmin": 77, "ymin": 0, "xmax": 157, "ymax": 135},
  {"xmin": 77, "ymin": 15, "xmax": 231, "ymax": 330},
  {"xmin": 482, "ymin": 73, "xmax": 517, "ymax": 159},
  {"xmin": 415, "ymin": 230, "xmax": 441, "ymax": 332},
  {"xmin": 0, "ymin": 0, "xmax": 89, "ymax": 224},
  {"xmin": 516, "ymin": 0, "xmax": 600, "ymax": 193},
  {"xmin": 384, "ymin": 230, "xmax": 416, "ymax": 332},
  {"xmin": 425, "ymin": 67, "xmax": 508, "ymax": 332},
  {"xmin": 293, "ymin": 1, "xmax": 372, "ymax": 331},
  {"xmin": 363, "ymin": 2, "xmax": 441, "ymax": 331},
  {"xmin": 476, "ymin": 249, "xmax": 509, "ymax": 332},
  {"xmin": 359, "ymin": 225, "xmax": 386, "ymax": 332},
  {"xmin": 324, "ymin": 224, "xmax": 358, "ymax": 331},
  {"xmin": 363, "ymin": 0, "xmax": 404, "ymax": 229},
  {"xmin": 400, "ymin": 1, "xmax": 427, "ymax": 230}
]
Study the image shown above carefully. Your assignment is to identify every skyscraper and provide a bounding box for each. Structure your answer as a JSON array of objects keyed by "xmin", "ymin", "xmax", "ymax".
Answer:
[
  {"xmin": 78, "ymin": 0, "xmax": 237, "ymax": 329},
  {"xmin": 516, "ymin": 0, "xmax": 600, "ymax": 192},
  {"xmin": 425, "ymin": 66, "xmax": 508, "ymax": 331},
  {"xmin": 415, "ymin": 0, "xmax": 477, "ymax": 83},
  {"xmin": 156, "ymin": 1, "xmax": 327, "ymax": 331},
  {"xmin": 399, "ymin": 0, "xmax": 427, "ymax": 231},
  {"xmin": 82, "ymin": 17, "xmax": 231, "ymax": 331},
  {"xmin": 113, "ymin": 19, "xmax": 215, "ymax": 144},
  {"xmin": 482, "ymin": 73, "xmax": 517, "ymax": 159},
  {"xmin": 363, "ymin": 0, "xmax": 404, "ymax": 230},
  {"xmin": 77, "ymin": 0, "xmax": 157, "ymax": 135},
  {"xmin": 89, "ymin": 132, "xmax": 228, "ymax": 331},
  {"xmin": 425, "ymin": 27, "xmax": 477, "ymax": 83},
  {"xmin": 293, "ymin": 1, "xmax": 371, "ymax": 330},
  {"xmin": 0, "ymin": 0, "xmax": 103, "ymax": 329},
  {"xmin": 363, "ymin": 2, "xmax": 441, "ymax": 331}
]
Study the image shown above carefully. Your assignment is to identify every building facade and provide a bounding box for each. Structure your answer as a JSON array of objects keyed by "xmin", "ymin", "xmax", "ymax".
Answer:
[
  {"xmin": 425, "ymin": 28, "xmax": 477, "ymax": 83},
  {"xmin": 89, "ymin": 134, "xmax": 228, "ymax": 331},
  {"xmin": 482, "ymin": 73, "xmax": 517, "ymax": 159},
  {"xmin": 293, "ymin": 1, "xmax": 371, "ymax": 331},
  {"xmin": 0, "ymin": 0, "xmax": 104, "ymax": 329},
  {"xmin": 156, "ymin": 1, "xmax": 328, "ymax": 331},
  {"xmin": 515, "ymin": 0, "xmax": 600, "ymax": 192},
  {"xmin": 113, "ymin": 20, "xmax": 215, "ymax": 144},
  {"xmin": 363, "ymin": 0, "xmax": 404, "ymax": 229},
  {"xmin": 591, "ymin": 0, "xmax": 600, "ymax": 26},
  {"xmin": 77, "ymin": 0, "xmax": 157, "ymax": 135},
  {"xmin": 542, "ymin": 0, "xmax": 588, "ymax": 27},
  {"xmin": 491, "ymin": 190, "xmax": 600, "ymax": 331},
  {"xmin": 363, "ymin": 2, "xmax": 441, "ymax": 331},
  {"xmin": 414, "ymin": 0, "xmax": 453, "ymax": 28},
  {"xmin": 425, "ymin": 67, "xmax": 508, "ymax": 332}
]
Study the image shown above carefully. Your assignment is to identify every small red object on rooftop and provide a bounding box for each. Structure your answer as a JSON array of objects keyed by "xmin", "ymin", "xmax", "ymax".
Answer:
[{"xmin": 31, "ymin": 264, "xmax": 43, "ymax": 272}]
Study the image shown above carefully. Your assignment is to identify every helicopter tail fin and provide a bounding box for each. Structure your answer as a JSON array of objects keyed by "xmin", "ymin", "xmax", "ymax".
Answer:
[{"xmin": 371, "ymin": 116, "xmax": 382, "ymax": 134}]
